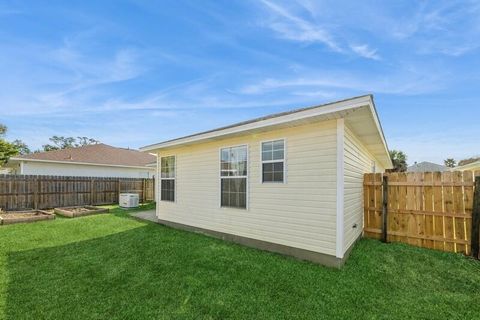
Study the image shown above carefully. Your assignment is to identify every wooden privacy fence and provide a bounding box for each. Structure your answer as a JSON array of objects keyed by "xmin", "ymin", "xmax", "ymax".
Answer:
[
  {"xmin": 0, "ymin": 175, "xmax": 155, "ymax": 211},
  {"xmin": 364, "ymin": 171, "xmax": 480, "ymax": 258}
]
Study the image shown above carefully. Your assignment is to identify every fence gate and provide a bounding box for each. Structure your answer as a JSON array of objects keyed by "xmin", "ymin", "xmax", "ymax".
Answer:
[{"xmin": 363, "ymin": 171, "xmax": 480, "ymax": 258}]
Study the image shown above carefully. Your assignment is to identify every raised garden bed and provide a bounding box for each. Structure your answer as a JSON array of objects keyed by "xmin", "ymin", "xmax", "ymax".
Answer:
[
  {"xmin": 0, "ymin": 210, "xmax": 55, "ymax": 225},
  {"xmin": 54, "ymin": 206, "xmax": 109, "ymax": 218}
]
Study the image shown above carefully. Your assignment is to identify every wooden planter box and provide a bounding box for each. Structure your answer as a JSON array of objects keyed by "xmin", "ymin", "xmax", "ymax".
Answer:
[
  {"xmin": 54, "ymin": 206, "xmax": 109, "ymax": 218},
  {"xmin": 0, "ymin": 210, "xmax": 55, "ymax": 225}
]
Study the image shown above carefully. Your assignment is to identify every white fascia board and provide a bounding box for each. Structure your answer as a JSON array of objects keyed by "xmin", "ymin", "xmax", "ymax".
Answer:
[
  {"xmin": 140, "ymin": 96, "xmax": 372, "ymax": 152},
  {"xmin": 8, "ymin": 158, "xmax": 155, "ymax": 170}
]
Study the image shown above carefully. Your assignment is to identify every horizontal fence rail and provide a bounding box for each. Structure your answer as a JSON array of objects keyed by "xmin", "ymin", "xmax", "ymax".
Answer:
[
  {"xmin": 364, "ymin": 171, "xmax": 480, "ymax": 258},
  {"xmin": 0, "ymin": 175, "xmax": 155, "ymax": 211}
]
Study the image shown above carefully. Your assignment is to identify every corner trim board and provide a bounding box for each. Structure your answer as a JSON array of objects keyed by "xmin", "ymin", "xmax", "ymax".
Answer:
[{"xmin": 336, "ymin": 118, "xmax": 345, "ymax": 258}]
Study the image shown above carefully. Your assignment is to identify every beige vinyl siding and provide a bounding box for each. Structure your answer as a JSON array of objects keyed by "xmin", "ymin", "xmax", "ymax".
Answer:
[
  {"xmin": 343, "ymin": 125, "xmax": 385, "ymax": 253},
  {"xmin": 156, "ymin": 120, "xmax": 338, "ymax": 255}
]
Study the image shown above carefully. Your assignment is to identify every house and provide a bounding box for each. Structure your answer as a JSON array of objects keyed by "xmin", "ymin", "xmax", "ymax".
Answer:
[
  {"xmin": 407, "ymin": 161, "xmax": 447, "ymax": 172},
  {"xmin": 453, "ymin": 160, "xmax": 480, "ymax": 172},
  {"xmin": 140, "ymin": 95, "xmax": 392, "ymax": 267},
  {"xmin": 6, "ymin": 143, "xmax": 156, "ymax": 178}
]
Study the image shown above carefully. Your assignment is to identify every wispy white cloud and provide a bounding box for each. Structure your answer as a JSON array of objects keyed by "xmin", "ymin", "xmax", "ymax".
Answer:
[
  {"xmin": 349, "ymin": 44, "xmax": 380, "ymax": 60},
  {"xmin": 258, "ymin": 0, "xmax": 387, "ymax": 60},
  {"xmin": 259, "ymin": 0, "xmax": 341, "ymax": 51},
  {"xmin": 362, "ymin": 1, "xmax": 480, "ymax": 56},
  {"xmin": 264, "ymin": 0, "xmax": 480, "ymax": 58},
  {"xmin": 0, "ymin": 31, "xmax": 147, "ymax": 117},
  {"xmin": 238, "ymin": 67, "xmax": 445, "ymax": 96}
]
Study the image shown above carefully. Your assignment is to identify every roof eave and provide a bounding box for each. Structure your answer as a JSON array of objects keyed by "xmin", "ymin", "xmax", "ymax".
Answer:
[
  {"xmin": 140, "ymin": 95, "xmax": 373, "ymax": 152},
  {"xmin": 367, "ymin": 98, "xmax": 393, "ymax": 169},
  {"xmin": 8, "ymin": 157, "xmax": 155, "ymax": 170}
]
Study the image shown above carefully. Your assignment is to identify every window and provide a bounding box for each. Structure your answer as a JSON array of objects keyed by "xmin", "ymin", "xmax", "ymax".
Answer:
[
  {"xmin": 161, "ymin": 156, "xmax": 175, "ymax": 202},
  {"xmin": 220, "ymin": 145, "xmax": 247, "ymax": 209},
  {"xmin": 261, "ymin": 139, "xmax": 285, "ymax": 183},
  {"xmin": 371, "ymin": 160, "xmax": 376, "ymax": 173}
]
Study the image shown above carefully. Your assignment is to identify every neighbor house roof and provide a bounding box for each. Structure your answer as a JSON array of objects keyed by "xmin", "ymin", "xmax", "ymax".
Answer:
[
  {"xmin": 9, "ymin": 143, "xmax": 156, "ymax": 169},
  {"xmin": 407, "ymin": 162, "xmax": 447, "ymax": 173},
  {"xmin": 453, "ymin": 160, "xmax": 480, "ymax": 172},
  {"xmin": 140, "ymin": 94, "xmax": 393, "ymax": 169}
]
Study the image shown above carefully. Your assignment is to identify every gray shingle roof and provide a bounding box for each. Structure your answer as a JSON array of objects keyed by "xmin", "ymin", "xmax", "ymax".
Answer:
[{"xmin": 407, "ymin": 162, "xmax": 447, "ymax": 172}]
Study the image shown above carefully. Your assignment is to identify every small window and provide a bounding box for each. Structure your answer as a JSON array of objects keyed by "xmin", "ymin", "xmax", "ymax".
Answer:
[
  {"xmin": 161, "ymin": 156, "xmax": 175, "ymax": 202},
  {"xmin": 371, "ymin": 160, "xmax": 376, "ymax": 173},
  {"xmin": 262, "ymin": 140, "xmax": 285, "ymax": 183},
  {"xmin": 220, "ymin": 145, "xmax": 247, "ymax": 209}
]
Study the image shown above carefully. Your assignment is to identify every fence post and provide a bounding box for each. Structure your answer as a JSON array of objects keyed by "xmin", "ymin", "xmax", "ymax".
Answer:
[
  {"xmin": 471, "ymin": 176, "xmax": 480, "ymax": 259},
  {"xmin": 90, "ymin": 179, "xmax": 95, "ymax": 205},
  {"xmin": 117, "ymin": 179, "xmax": 121, "ymax": 203},
  {"xmin": 33, "ymin": 177, "xmax": 39, "ymax": 210},
  {"xmin": 382, "ymin": 175, "xmax": 389, "ymax": 243}
]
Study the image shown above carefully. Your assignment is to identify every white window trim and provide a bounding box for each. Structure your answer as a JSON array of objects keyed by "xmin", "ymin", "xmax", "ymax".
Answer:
[
  {"xmin": 218, "ymin": 144, "xmax": 249, "ymax": 210},
  {"xmin": 259, "ymin": 138, "xmax": 287, "ymax": 184},
  {"xmin": 160, "ymin": 155, "xmax": 176, "ymax": 203}
]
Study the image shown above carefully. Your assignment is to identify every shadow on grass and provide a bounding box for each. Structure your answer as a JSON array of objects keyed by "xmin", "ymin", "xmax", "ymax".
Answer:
[{"xmin": 5, "ymin": 221, "xmax": 480, "ymax": 319}]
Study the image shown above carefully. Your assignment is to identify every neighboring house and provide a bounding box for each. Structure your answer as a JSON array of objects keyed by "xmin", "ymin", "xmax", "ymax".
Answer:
[
  {"xmin": 407, "ymin": 161, "xmax": 447, "ymax": 172},
  {"xmin": 140, "ymin": 95, "xmax": 392, "ymax": 267},
  {"xmin": 6, "ymin": 143, "xmax": 156, "ymax": 178},
  {"xmin": 453, "ymin": 160, "xmax": 480, "ymax": 172},
  {"xmin": 0, "ymin": 168, "xmax": 12, "ymax": 174}
]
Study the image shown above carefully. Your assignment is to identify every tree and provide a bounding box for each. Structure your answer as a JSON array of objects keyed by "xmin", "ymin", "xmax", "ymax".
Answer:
[
  {"xmin": 12, "ymin": 139, "xmax": 31, "ymax": 155},
  {"xmin": 0, "ymin": 124, "xmax": 19, "ymax": 166},
  {"xmin": 42, "ymin": 136, "xmax": 75, "ymax": 151},
  {"xmin": 388, "ymin": 150, "xmax": 408, "ymax": 172},
  {"xmin": 42, "ymin": 136, "xmax": 99, "ymax": 151},
  {"xmin": 444, "ymin": 158, "xmax": 456, "ymax": 168},
  {"xmin": 0, "ymin": 140, "xmax": 18, "ymax": 165},
  {"xmin": 76, "ymin": 137, "xmax": 99, "ymax": 147},
  {"xmin": 0, "ymin": 123, "xmax": 31, "ymax": 165}
]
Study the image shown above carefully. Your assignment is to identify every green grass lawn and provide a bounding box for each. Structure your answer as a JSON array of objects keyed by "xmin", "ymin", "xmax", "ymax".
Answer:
[{"xmin": 1, "ymin": 204, "xmax": 480, "ymax": 319}]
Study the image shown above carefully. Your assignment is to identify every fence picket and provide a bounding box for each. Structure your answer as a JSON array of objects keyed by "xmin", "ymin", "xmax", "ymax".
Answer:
[
  {"xmin": 423, "ymin": 172, "xmax": 434, "ymax": 249},
  {"xmin": 463, "ymin": 171, "xmax": 474, "ymax": 256}
]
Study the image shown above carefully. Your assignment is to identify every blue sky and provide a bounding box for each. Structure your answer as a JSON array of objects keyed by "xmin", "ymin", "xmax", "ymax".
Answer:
[{"xmin": 1, "ymin": 0, "xmax": 479, "ymax": 165}]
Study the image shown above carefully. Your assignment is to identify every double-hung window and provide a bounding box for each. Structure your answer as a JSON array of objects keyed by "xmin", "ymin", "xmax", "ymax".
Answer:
[
  {"xmin": 160, "ymin": 156, "xmax": 175, "ymax": 202},
  {"xmin": 220, "ymin": 145, "xmax": 247, "ymax": 209},
  {"xmin": 262, "ymin": 139, "xmax": 285, "ymax": 183}
]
